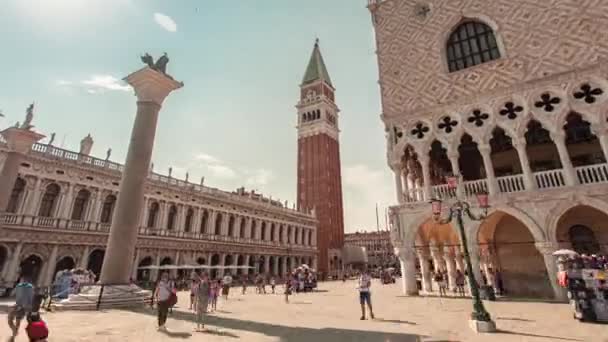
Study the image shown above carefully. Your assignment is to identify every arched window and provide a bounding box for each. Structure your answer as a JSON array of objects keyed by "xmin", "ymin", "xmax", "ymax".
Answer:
[
  {"xmin": 446, "ymin": 21, "xmax": 500, "ymax": 72},
  {"xmin": 71, "ymin": 189, "xmax": 91, "ymax": 221},
  {"xmin": 239, "ymin": 218, "xmax": 246, "ymax": 238},
  {"xmin": 166, "ymin": 205, "xmax": 177, "ymax": 230},
  {"xmin": 100, "ymin": 195, "xmax": 116, "ymax": 223},
  {"xmin": 200, "ymin": 210, "xmax": 208, "ymax": 233},
  {"xmin": 184, "ymin": 208, "xmax": 193, "ymax": 232},
  {"xmin": 569, "ymin": 225, "xmax": 600, "ymax": 255},
  {"xmin": 147, "ymin": 202, "xmax": 159, "ymax": 228},
  {"xmin": 214, "ymin": 213, "xmax": 223, "ymax": 235},
  {"xmin": 38, "ymin": 183, "xmax": 60, "ymax": 217},
  {"xmin": 6, "ymin": 178, "xmax": 26, "ymax": 213}
]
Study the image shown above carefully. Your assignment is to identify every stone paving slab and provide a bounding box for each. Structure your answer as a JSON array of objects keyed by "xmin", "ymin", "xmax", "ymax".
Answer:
[{"xmin": 1, "ymin": 279, "xmax": 607, "ymax": 341}]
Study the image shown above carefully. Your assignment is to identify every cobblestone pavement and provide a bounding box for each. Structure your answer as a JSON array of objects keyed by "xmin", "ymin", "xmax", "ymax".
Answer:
[{"xmin": 1, "ymin": 279, "xmax": 607, "ymax": 341}]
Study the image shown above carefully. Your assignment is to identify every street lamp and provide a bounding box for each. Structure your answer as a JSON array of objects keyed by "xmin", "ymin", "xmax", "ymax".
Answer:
[{"xmin": 429, "ymin": 176, "xmax": 496, "ymax": 332}]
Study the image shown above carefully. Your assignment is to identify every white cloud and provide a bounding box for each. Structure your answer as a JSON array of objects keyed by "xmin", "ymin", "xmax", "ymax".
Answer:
[
  {"xmin": 82, "ymin": 75, "xmax": 131, "ymax": 93},
  {"xmin": 208, "ymin": 164, "xmax": 237, "ymax": 179},
  {"xmin": 343, "ymin": 164, "xmax": 394, "ymax": 232},
  {"xmin": 245, "ymin": 169, "xmax": 274, "ymax": 187},
  {"xmin": 154, "ymin": 13, "xmax": 177, "ymax": 32},
  {"xmin": 195, "ymin": 153, "xmax": 221, "ymax": 164},
  {"xmin": 55, "ymin": 79, "xmax": 72, "ymax": 86}
]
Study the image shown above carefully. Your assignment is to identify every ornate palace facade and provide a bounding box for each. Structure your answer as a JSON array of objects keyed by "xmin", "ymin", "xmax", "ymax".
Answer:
[
  {"xmin": 369, "ymin": 0, "xmax": 608, "ymax": 299},
  {"xmin": 344, "ymin": 231, "xmax": 396, "ymax": 269},
  {"xmin": 0, "ymin": 135, "xmax": 317, "ymax": 286}
]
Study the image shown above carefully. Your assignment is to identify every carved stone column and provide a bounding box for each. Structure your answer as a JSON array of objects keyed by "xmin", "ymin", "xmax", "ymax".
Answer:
[
  {"xmin": 444, "ymin": 246, "xmax": 457, "ymax": 291},
  {"xmin": 514, "ymin": 140, "xmax": 537, "ymax": 190},
  {"xmin": 447, "ymin": 148, "xmax": 463, "ymax": 197},
  {"xmin": 392, "ymin": 164, "xmax": 404, "ymax": 204},
  {"xmin": 535, "ymin": 242, "xmax": 568, "ymax": 301},
  {"xmin": 5, "ymin": 243, "xmax": 23, "ymax": 282},
  {"xmin": 25, "ymin": 177, "xmax": 43, "ymax": 216},
  {"xmin": 416, "ymin": 248, "xmax": 433, "ymax": 292},
  {"xmin": 100, "ymin": 66, "xmax": 182, "ymax": 284},
  {"xmin": 78, "ymin": 246, "xmax": 90, "ymax": 269},
  {"xmin": 59, "ymin": 183, "xmax": 75, "ymax": 219},
  {"xmin": 42, "ymin": 245, "xmax": 59, "ymax": 286},
  {"xmin": 419, "ymin": 154, "xmax": 432, "ymax": 201},
  {"xmin": 0, "ymin": 127, "xmax": 44, "ymax": 213},
  {"xmin": 478, "ymin": 143, "xmax": 498, "ymax": 196},
  {"xmin": 550, "ymin": 131, "xmax": 578, "ymax": 186},
  {"xmin": 395, "ymin": 246, "xmax": 418, "ymax": 296}
]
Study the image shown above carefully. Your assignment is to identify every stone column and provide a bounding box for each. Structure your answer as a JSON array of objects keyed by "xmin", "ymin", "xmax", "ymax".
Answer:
[
  {"xmin": 150, "ymin": 253, "xmax": 161, "ymax": 281},
  {"xmin": 207, "ymin": 211, "xmax": 217, "ymax": 235},
  {"xmin": 245, "ymin": 217, "xmax": 253, "ymax": 238},
  {"xmin": 447, "ymin": 148, "xmax": 463, "ymax": 197},
  {"xmin": 392, "ymin": 164, "xmax": 404, "ymax": 204},
  {"xmin": 395, "ymin": 246, "xmax": 418, "ymax": 296},
  {"xmin": 419, "ymin": 155, "xmax": 432, "ymax": 201},
  {"xmin": 89, "ymin": 190, "xmax": 103, "ymax": 222},
  {"xmin": 281, "ymin": 256, "xmax": 288, "ymax": 276},
  {"xmin": 43, "ymin": 245, "xmax": 59, "ymax": 286},
  {"xmin": 5, "ymin": 243, "xmax": 23, "ymax": 282},
  {"xmin": 25, "ymin": 178, "xmax": 43, "ymax": 216},
  {"xmin": 444, "ymin": 247, "xmax": 457, "ymax": 291},
  {"xmin": 140, "ymin": 197, "xmax": 150, "ymax": 227},
  {"xmin": 100, "ymin": 66, "xmax": 182, "ymax": 284},
  {"xmin": 514, "ymin": 140, "xmax": 537, "ymax": 190},
  {"xmin": 535, "ymin": 242, "xmax": 568, "ymax": 301},
  {"xmin": 0, "ymin": 127, "xmax": 44, "ymax": 213},
  {"xmin": 455, "ymin": 252, "xmax": 465, "ymax": 273},
  {"xmin": 131, "ymin": 249, "xmax": 140, "ymax": 280},
  {"xmin": 59, "ymin": 183, "xmax": 75, "ymax": 219},
  {"xmin": 550, "ymin": 131, "xmax": 578, "ymax": 186},
  {"xmin": 478, "ymin": 143, "xmax": 498, "ymax": 196},
  {"xmin": 217, "ymin": 254, "xmax": 226, "ymax": 278},
  {"xmin": 192, "ymin": 208, "xmax": 201, "ymax": 235},
  {"xmin": 416, "ymin": 248, "xmax": 433, "ymax": 292},
  {"xmin": 264, "ymin": 256, "xmax": 270, "ymax": 275},
  {"xmin": 78, "ymin": 246, "xmax": 90, "ymax": 269}
]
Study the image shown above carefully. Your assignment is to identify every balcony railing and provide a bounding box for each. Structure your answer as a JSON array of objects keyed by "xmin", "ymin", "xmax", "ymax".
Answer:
[
  {"xmin": 401, "ymin": 163, "xmax": 608, "ymax": 204},
  {"xmin": 0, "ymin": 214, "xmax": 316, "ymax": 250}
]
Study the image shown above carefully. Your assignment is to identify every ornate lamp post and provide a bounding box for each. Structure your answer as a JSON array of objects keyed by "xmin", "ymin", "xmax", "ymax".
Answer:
[{"xmin": 430, "ymin": 176, "xmax": 496, "ymax": 332}]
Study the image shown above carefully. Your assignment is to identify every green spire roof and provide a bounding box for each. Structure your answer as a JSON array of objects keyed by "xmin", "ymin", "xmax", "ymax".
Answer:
[{"xmin": 301, "ymin": 39, "xmax": 333, "ymax": 87}]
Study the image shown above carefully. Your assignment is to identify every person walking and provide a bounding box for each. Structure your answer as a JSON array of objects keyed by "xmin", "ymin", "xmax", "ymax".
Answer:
[
  {"xmin": 357, "ymin": 269, "xmax": 375, "ymax": 320},
  {"xmin": 189, "ymin": 279, "xmax": 199, "ymax": 311},
  {"xmin": 241, "ymin": 274, "xmax": 248, "ymax": 295},
  {"xmin": 209, "ymin": 279, "xmax": 219, "ymax": 312},
  {"xmin": 154, "ymin": 272, "xmax": 172, "ymax": 331},
  {"xmin": 8, "ymin": 275, "xmax": 34, "ymax": 340},
  {"xmin": 270, "ymin": 276, "xmax": 276, "ymax": 294},
  {"xmin": 25, "ymin": 312, "xmax": 49, "ymax": 342},
  {"xmin": 284, "ymin": 276, "xmax": 292, "ymax": 303},
  {"xmin": 222, "ymin": 272, "xmax": 233, "ymax": 300},
  {"xmin": 434, "ymin": 271, "xmax": 447, "ymax": 297},
  {"xmin": 195, "ymin": 273, "xmax": 210, "ymax": 332},
  {"xmin": 455, "ymin": 269, "xmax": 466, "ymax": 297}
]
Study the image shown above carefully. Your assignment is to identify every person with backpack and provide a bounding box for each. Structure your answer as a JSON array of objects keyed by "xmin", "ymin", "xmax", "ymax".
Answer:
[{"xmin": 8, "ymin": 275, "xmax": 34, "ymax": 339}]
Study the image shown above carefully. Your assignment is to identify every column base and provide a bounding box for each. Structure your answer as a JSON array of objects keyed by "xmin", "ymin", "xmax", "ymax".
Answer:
[
  {"xmin": 50, "ymin": 284, "xmax": 152, "ymax": 311},
  {"xmin": 469, "ymin": 319, "xmax": 497, "ymax": 333}
]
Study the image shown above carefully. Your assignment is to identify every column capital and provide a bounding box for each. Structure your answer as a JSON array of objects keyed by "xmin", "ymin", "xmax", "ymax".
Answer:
[
  {"xmin": 0, "ymin": 127, "xmax": 45, "ymax": 154},
  {"xmin": 534, "ymin": 241, "xmax": 560, "ymax": 255},
  {"xmin": 124, "ymin": 67, "xmax": 183, "ymax": 106},
  {"xmin": 477, "ymin": 143, "xmax": 491, "ymax": 154}
]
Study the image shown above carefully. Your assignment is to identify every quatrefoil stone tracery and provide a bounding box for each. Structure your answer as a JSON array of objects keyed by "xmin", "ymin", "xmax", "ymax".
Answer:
[
  {"xmin": 573, "ymin": 83, "xmax": 604, "ymax": 104},
  {"xmin": 534, "ymin": 93, "xmax": 561, "ymax": 112},
  {"xmin": 467, "ymin": 109, "xmax": 489, "ymax": 127},
  {"xmin": 438, "ymin": 116, "xmax": 458, "ymax": 133},
  {"xmin": 411, "ymin": 122, "xmax": 430, "ymax": 139},
  {"xmin": 499, "ymin": 102, "xmax": 523, "ymax": 120}
]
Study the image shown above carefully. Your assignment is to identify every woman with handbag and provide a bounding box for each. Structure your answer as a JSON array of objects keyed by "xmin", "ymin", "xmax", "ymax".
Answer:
[{"xmin": 155, "ymin": 272, "xmax": 173, "ymax": 331}]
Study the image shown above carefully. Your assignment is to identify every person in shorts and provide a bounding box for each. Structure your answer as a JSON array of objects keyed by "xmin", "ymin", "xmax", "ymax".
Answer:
[
  {"xmin": 357, "ymin": 269, "xmax": 375, "ymax": 320},
  {"xmin": 8, "ymin": 275, "xmax": 34, "ymax": 339},
  {"xmin": 222, "ymin": 273, "xmax": 233, "ymax": 300},
  {"xmin": 189, "ymin": 279, "xmax": 198, "ymax": 311}
]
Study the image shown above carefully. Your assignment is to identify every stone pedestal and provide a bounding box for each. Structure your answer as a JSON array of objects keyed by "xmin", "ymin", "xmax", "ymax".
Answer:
[
  {"xmin": 100, "ymin": 67, "xmax": 182, "ymax": 284},
  {"xmin": 0, "ymin": 127, "xmax": 45, "ymax": 212},
  {"xmin": 469, "ymin": 319, "xmax": 497, "ymax": 333}
]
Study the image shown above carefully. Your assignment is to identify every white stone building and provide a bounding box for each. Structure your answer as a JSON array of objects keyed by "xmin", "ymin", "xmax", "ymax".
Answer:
[
  {"xmin": 368, "ymin": 0, "xmax": 608, "ymax": 300},
  {"xmin": 0, "ymin": 134, "xmax": 317, "ymax": 286}
]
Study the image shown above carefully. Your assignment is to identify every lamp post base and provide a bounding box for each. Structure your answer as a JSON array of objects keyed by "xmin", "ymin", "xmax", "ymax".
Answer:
[{"xmin": 469, "ymin": 319, "xmax": 497, "ymax": 333}]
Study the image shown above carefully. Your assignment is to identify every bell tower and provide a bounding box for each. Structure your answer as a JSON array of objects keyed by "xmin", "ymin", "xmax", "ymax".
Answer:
[{"xmin": 296, "ymin": 39, "xmax": 344, "ymax": 276}]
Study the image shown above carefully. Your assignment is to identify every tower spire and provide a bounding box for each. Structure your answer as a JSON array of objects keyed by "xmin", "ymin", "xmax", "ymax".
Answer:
[{"xmin": 302, "ymin": 39, "xmax": 333, "ymax": 87}]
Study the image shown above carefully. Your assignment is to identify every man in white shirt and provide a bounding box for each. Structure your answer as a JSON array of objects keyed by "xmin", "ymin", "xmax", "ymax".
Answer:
[
  {"xmin": 222, "ymin": 273, "xmax": 233, "ymax": 300},
  {"xmin": 358, "ymin": 268, "xmax": 375, "ymax": 320}
]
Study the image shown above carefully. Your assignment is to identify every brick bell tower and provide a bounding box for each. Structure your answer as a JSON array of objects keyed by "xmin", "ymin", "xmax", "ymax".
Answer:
[{"xmin": 296, "ymin": 39, "xmax": 345, "ymax": 276}]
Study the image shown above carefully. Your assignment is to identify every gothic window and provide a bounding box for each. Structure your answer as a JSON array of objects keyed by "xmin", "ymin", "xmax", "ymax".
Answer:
[
  {"xmin": 525, "ymin": 120, "xmax": 552, "ymax": 145},
  {"xmin": 71, "ymin": 189, "xmax": 91, "ymax": 221},
  {"xmin": 446, "ymin": 21, "xmax": 500, "ymax": 72},
  {"xmin": 100, "ymin": 194, "xmax": 116, "ymax": 223},
  {"xmin": 39, "ymin": 183, "xmax": 60, "ymax": 217},
  {"xmin": 573, "ymin": 83, "xmax": 604, "ymax": 104},
  {"xmin": 564, "ymin": 112, "xmax": 594, "ymax": 144},
  {"xmin": 438, "ymin": 116, "xmax": 458, "ymax": 133},
  {"xmin": 184, "ymin": 208, "xmax": 193, "ymax": 232},
  {"xmin": 214, "ymin": 213, "xmax": 223, "ymax": 235},
  {"xmin": 147, "ymin": 202, "xmax": 159, "ymax": 228},
  {"xmin": 6, "ymin": 178, "xmax": 26, "ymax": 213},
  {"xmin": 467, "ymin": 109, "xmax": 490, "ymax": 127},
  {"xmin": 200, "ymin": 210, "xmax": 208, "ymax": 233},
  {"xmin": 534, "ymin": 93, "xmax": 561, "ymax": 113},
  {"xmin": 499, "ymin": 102, "xmax": 523, "ymax": 120},
  {"xmin": 411, "ymin": 122, "xmax": 430, "ymax": 139},
  {"xmin": 166, "ymin": 205, "xmax": 177, "ymax": 230}
]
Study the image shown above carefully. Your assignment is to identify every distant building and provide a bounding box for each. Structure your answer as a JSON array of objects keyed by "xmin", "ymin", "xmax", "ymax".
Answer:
[{"xmin": 345, "ymin": 231, "xmax": 397, "ymax": 269}]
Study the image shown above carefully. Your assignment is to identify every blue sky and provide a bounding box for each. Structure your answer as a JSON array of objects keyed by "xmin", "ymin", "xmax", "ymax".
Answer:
[{"xmin": 0, "ymin": 0, "xmax": 394, "ymax": 232}]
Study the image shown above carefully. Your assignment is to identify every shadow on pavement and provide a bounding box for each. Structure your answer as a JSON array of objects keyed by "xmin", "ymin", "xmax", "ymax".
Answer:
[
  {"xmin": 496, "ymin": 316, "xmax": 535, "ymax": 322},
  {"xmin": 131, "ymin": 307, "xmax": 427, "ymax": 342},
  {"xmin": 373, "ymin": 317, "xmax": 417, "ymax": 325},
  {"xmin": 497, "ymin": 329, "xmax": 583, "ymax": 341},
  {"xmin": 159, "ymin": 328, "xmax": 192, "ymax": 339}
]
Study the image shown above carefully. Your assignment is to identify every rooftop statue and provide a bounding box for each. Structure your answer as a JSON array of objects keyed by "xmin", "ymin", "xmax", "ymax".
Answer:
[
  {"xmin": 21, "ymin": 103, "xmax": 34, "ymax": 130},
  {"xmin": 141, "ymin": 52, "xmax": 171, "ymax": 76}
]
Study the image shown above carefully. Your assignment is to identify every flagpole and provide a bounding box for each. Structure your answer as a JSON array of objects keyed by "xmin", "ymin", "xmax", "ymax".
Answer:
[{"xmin": 375, "ymin": 203, "xmax": 380, "ymax": 232}]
